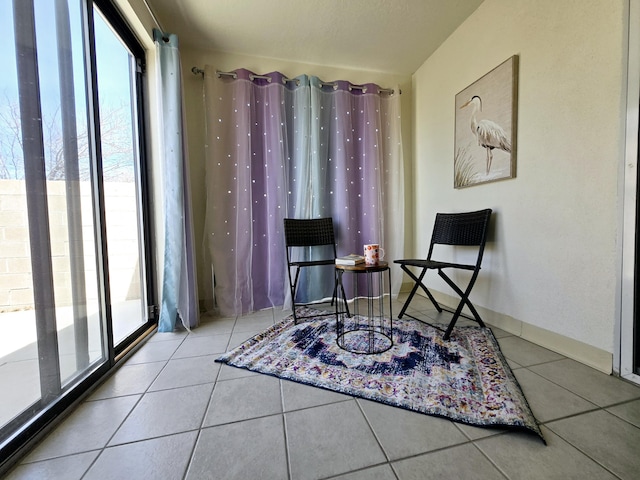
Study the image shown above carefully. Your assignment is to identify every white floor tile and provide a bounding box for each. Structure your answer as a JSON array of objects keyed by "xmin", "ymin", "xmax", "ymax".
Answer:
[
  {"xmin": 172, "ymin": 334, "xmax": 231, "ymax": 359},
  {"xmin": 187, "ymin": 415, "xmax": 287, "ymax": 480},
  {"xmin": 513, "ymin": 368, "xmax": 598, "ymax": 422},
  {"xmin": 331, "ymin": 464, "xmax": 397, "ymax": 480},
  {"xmin": 285, "ymin": 400, "xmax": 386, "ymax": 480},
  {"xmin": 6, "ymin": 451, "xmax": 99, "ymax": 480},
  {"xmin": 203, "ymin": 374, "xmax": 282, "ymax": 427},
  {"xmin": 149, "ymin": 355, "xmax": 221, "ymax": 391},
  {"xmin": 109, "ymin": 383, "xmax": 213, "ymax": 445},
  {"xmin": 216, "ymin": 363, "xmax": 259, "ymax": 381},
  {"xmin": 546, "ymin": 410, "xmax": 640, "ymax": 479},
  {"xmin": 188, "ymin": 318, "xmax": 236, "ymax": 336},
  {"xmin": 476, "ymin": 426, "xmax": 618, "ymax": 479},
  {"xmin": 393, "ymin": 443, "xmax": 504, "ymax": 480},
  {"xmin": 89, "ymin": 361, "xmax": 165, "ymax": 400},
  {"xmin": 281, "ymin": 378, "xmax": 351, "ymax": 412},
  {"xmin": 606, "ymin": 398, "xmax": 640, "ymax": 428},
  {"xmin": 24, "ymin": 395, "xmax": 140, "ymax": 461},
  {"xmin": 358, "ymin": 399, "xmax": 468, "ymax": 460},
  {"xmin": 84, "ymin": 431, "xmax": 198, "ymax": 480},
  {"xmin": 125, "ymin": 339, "xmax": 184, "ymax": 365},
  {"xmin": 496, "ymin": 336, "xmax": 565, "ymax": 366},
  {"xmin": 530, "ymin": 358, "xmax": 640, "ymax": 407}
]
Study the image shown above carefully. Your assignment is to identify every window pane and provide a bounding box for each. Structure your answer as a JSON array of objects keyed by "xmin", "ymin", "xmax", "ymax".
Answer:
[
  {"xmin": 94, "ymin": 8, "xmax": 147, "ymax": 344},
  {"xmin": 0, "ymin": 0, "xmax": 151, "ymax": 459},
  {"xmin": 0, "ymin": 0, "xmax": 105, "ymax": 431},
  {"xmin": 35, "ymin": 0, "xmax": 105, "ymax": 387},
  {"xmin": 0, "ymin": 1, "xmax": 39, "ymax": 431}
]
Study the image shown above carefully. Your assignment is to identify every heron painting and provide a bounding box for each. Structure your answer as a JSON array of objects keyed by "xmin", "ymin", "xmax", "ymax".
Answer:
[{"xmin": 454, "ymin": 56, "xmax": 518, "ymax": 188}]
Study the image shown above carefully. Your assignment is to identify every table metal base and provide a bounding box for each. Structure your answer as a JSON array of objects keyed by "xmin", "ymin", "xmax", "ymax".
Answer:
[{"xmin": 335, "ymin": 262, "xmax": 393, "ymax": 354}]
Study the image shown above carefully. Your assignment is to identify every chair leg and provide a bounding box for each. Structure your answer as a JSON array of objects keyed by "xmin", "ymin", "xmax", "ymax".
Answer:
[
  {"xmin": 398, "ymin": 272, "xmax": 421, "ymax": 318},
  {"xmin": 290, "ymin": 267, "xmax": 301, "ymax": 325},
  {"xmin": 339, "ymin": 281, "xmax": 351, "ymax": 318},
  {"xmin": 289, "ymin": 266, "xmax": 343, "ymax": 325},
  {"xmin": 329, "ymin": 277, "xmax": 350, "ymax": 317},
  {"xmin": 333, "ymin": 269, "xmax": 351, "ymax": 318},
  {"xmin": 398, "ymin": 265, "xmax": 442, "ymax": 318},
  {"xmin": 442, "ymin": 306, "xmax": 463, "ymax": 340},
  {"xmin": 439, "ymin": 269, "xmax": 485, "ymax": 340}
]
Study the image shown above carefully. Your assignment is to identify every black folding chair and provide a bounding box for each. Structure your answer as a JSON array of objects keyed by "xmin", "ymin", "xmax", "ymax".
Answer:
[
  {"xmin": 284, "ymin": 218, "xmax": 349, "ymax": 324},
  {"xmin": 394, "ymin": 209, "xmax": 492, "ymax": 340}
]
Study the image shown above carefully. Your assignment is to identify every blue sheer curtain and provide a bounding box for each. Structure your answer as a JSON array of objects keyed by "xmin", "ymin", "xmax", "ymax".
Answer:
[
  {"xmin": 203, "ymin": 67, "xmax": 404, "ymax": 316},
  {"xmin": 154, "ymin": 30, "xmax": 199, "ymax": 331}
]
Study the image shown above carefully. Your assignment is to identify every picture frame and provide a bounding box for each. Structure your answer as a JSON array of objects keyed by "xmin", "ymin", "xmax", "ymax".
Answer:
[{"xmin": 454, "ymin": 55, "xmax": 518, "ymax": 188}]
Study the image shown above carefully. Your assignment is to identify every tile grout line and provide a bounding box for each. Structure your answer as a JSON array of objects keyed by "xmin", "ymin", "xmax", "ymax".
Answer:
[
  {"xmin": 542, "ymin": 423, "xmax": 626, "ymax": 480},
  {"xmin": 271, "ymin": 306, "xmax": 294, "ymax": 480},
  {"xmin": 353, "ymin": 397, "xmax": 399, "ymax": 478},
  {"xmin": 74, "ymin": 331, "xmax": 194, "ymax": 478},
  {"xmin": 517, "ymin": 365, "xmax": 640, "ymax": 425},
  {"xmin": 279, "ymin": 380, "xmax": 293, "ymax": 480},
  {"xmin": 182, "ymin": 313, "xmax": 240, "ymax": 479},
  {"xmin": 468, "ymin": 438, "xmax": 512, "ymax": 480},
  {"xmin": 185, "ymin": 309, "xmax": 286, "ymax": 477}
]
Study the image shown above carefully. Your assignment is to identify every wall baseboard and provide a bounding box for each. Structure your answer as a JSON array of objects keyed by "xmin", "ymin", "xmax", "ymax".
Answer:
[{"xmin": 400, "ymin": 285, "xmax": 612, "ymax": 374}]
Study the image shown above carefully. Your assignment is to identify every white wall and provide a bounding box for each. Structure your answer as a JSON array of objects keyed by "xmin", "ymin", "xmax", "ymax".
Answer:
[
  {"xmin": 179, "ymin": 49, "xmax": 414, "ymax": 306},
  {"xmin": 413, "ymin": 0, "xmax": 626, "ymax": 370}
]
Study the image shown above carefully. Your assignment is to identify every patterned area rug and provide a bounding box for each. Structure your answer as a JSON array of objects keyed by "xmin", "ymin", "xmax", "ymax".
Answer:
[{"xmin": 216, "ymin": 308, "xmax": 544, "ymax": 440}]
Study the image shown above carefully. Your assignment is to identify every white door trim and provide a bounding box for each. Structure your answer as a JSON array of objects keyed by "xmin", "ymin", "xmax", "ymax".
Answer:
[{"xmin": 619, "ymin": 0, "xmax": 640, "ymax": 383}]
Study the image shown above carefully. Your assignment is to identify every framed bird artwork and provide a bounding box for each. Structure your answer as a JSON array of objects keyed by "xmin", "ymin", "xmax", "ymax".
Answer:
[{"xmin": 454, "ymin": 55, "xmax": 518, "ymax": 188}]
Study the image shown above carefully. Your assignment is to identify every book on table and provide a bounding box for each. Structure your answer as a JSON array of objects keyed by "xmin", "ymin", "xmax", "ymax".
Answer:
[{"xmin": 335, "ymin": 254, "xmax": 365, "ymax": 265}]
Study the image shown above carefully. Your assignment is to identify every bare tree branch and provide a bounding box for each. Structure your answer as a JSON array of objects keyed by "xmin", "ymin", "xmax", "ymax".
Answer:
[{"xmin": 0, "ymin": 96, "xmax": 135, "ymax": 182}]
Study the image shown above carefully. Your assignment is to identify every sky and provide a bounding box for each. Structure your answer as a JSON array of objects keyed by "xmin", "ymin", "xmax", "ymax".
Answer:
[
  {"xmin": 0, "ymin": 1, "xmax": 132, "ymax": 125},
  {"xmin": 0, "ymin": 0, "xmax": 134, "ymax": 177}
]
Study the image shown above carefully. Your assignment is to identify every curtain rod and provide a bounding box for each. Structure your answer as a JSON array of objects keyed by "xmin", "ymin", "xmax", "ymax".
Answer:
[
  {"xmin": 191, "ymin": 67, "xmax": 398, "ymax": 94},
  {"xmin": 142, "ymin": 0, "xmax": 165, "ymax": 33}
]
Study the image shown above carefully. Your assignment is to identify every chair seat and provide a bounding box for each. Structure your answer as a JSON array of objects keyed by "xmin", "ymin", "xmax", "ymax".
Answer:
[
  {"xmin": 394, "ymin": 258, "xmax": 476, "ymax": 271},
  {"xmin": 289, "ymin": 259, "xmax": 336, "ymax": 268}
]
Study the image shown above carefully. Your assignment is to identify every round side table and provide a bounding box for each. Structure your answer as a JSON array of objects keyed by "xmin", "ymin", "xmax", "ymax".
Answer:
[{"xmin": 335, "ymin": 261, "xmax": 393, "ymax": 354}]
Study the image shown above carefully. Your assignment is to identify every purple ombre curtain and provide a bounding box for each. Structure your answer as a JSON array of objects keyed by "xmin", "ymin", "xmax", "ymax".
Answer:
[
  {"xmin": 203, "ymin": 68, "xmax": 308, "ymax": 315},
  {"xmin": 313, "ymin": 79, "xmax": 384, "ymax": 251},
  {"xmin": 203, "ymin": 67, "xmax": 403, "ymax": 316}
]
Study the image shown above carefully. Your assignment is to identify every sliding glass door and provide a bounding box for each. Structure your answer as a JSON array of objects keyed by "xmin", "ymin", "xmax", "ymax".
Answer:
[
  {"xmin": 0, "ymin": 0, "xmax": 154, "ymax": 466},
  {"xmin": 93, "ymin": 9, "xmax": 150, "ymax": 345}
]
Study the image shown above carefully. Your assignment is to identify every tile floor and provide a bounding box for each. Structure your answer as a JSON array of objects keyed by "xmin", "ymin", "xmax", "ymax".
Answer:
[{"xmin": 5, "ymin": 295, "xmax": 640, "ymax": 479}]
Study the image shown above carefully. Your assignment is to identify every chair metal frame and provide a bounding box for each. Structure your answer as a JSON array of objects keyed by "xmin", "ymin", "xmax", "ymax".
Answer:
[
  {"xmin": 394, "ymin": 209, "xmax": 492, "ymax": 340},
  {"xmin": 284, "ymin": 217, "xmax": 349, "ymax": 324}
]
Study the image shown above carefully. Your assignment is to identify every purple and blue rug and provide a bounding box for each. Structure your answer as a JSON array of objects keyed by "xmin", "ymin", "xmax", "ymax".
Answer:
[{"xmin": 216, "ymin": 309, "xmax": 543, "ymax": 441}]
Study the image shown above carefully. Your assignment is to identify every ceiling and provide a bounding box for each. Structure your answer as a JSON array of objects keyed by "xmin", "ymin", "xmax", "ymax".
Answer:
[{"xmin": 146, "ymin": 0, "xmax": 484, "ymax": 76}]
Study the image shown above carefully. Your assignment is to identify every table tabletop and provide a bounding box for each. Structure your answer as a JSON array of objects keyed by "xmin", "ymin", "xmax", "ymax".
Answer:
[{"xmin": 335, "ymin": 261, "xmax": 389, "ymax": 272}]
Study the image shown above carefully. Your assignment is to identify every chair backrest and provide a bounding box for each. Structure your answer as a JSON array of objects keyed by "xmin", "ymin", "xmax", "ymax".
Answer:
[
  {"xmin": 428, "ymin": 209, "xmax": 492, "ymax": 262},
  {"xmin": 283, "ymin": 218, "xmax": 336, "ymax": 247}
]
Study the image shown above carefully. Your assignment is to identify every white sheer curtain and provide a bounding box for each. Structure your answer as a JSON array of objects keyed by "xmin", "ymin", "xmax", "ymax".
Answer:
[
  {"xmin": 203, "ymin": 67, "xmax": 309, "ymax": 315},
  {"xmin": 154, "ymin": 30, "xmax": 198, "ymax": 331},
  {"xmin": 379, "ymin": 85, "xmax": 405, "ymax": 294},
  {"xmin": 306, "ymin": 77, "xmax": 404, "ymax": 301},
  {"xmin": 202, "ymin": 67, "xmax": 404, "ymax": 316}
]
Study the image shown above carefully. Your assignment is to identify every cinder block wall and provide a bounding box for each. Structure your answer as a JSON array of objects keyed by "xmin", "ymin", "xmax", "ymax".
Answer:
[{"xmin": 0, "ymin": 179, "xmax": 140, "ymax": 312}]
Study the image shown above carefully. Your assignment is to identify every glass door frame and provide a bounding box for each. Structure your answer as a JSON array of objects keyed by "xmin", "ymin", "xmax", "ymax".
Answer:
[
  {"xmin": 619, "ymin": 0, "xmax": 640, "ymax": 384},
  {"xmin": 0, "ymin": 0, "xmax": 156, "ymax": 470},
  {"xmin": 91, "ymin": 0, "xmax": 158, "ymax": 359}
]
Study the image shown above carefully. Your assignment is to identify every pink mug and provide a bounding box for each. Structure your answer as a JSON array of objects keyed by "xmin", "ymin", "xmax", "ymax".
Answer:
[{"xmin": 364, "ymin": 244, "xmax": 385, "ymax": 265}]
